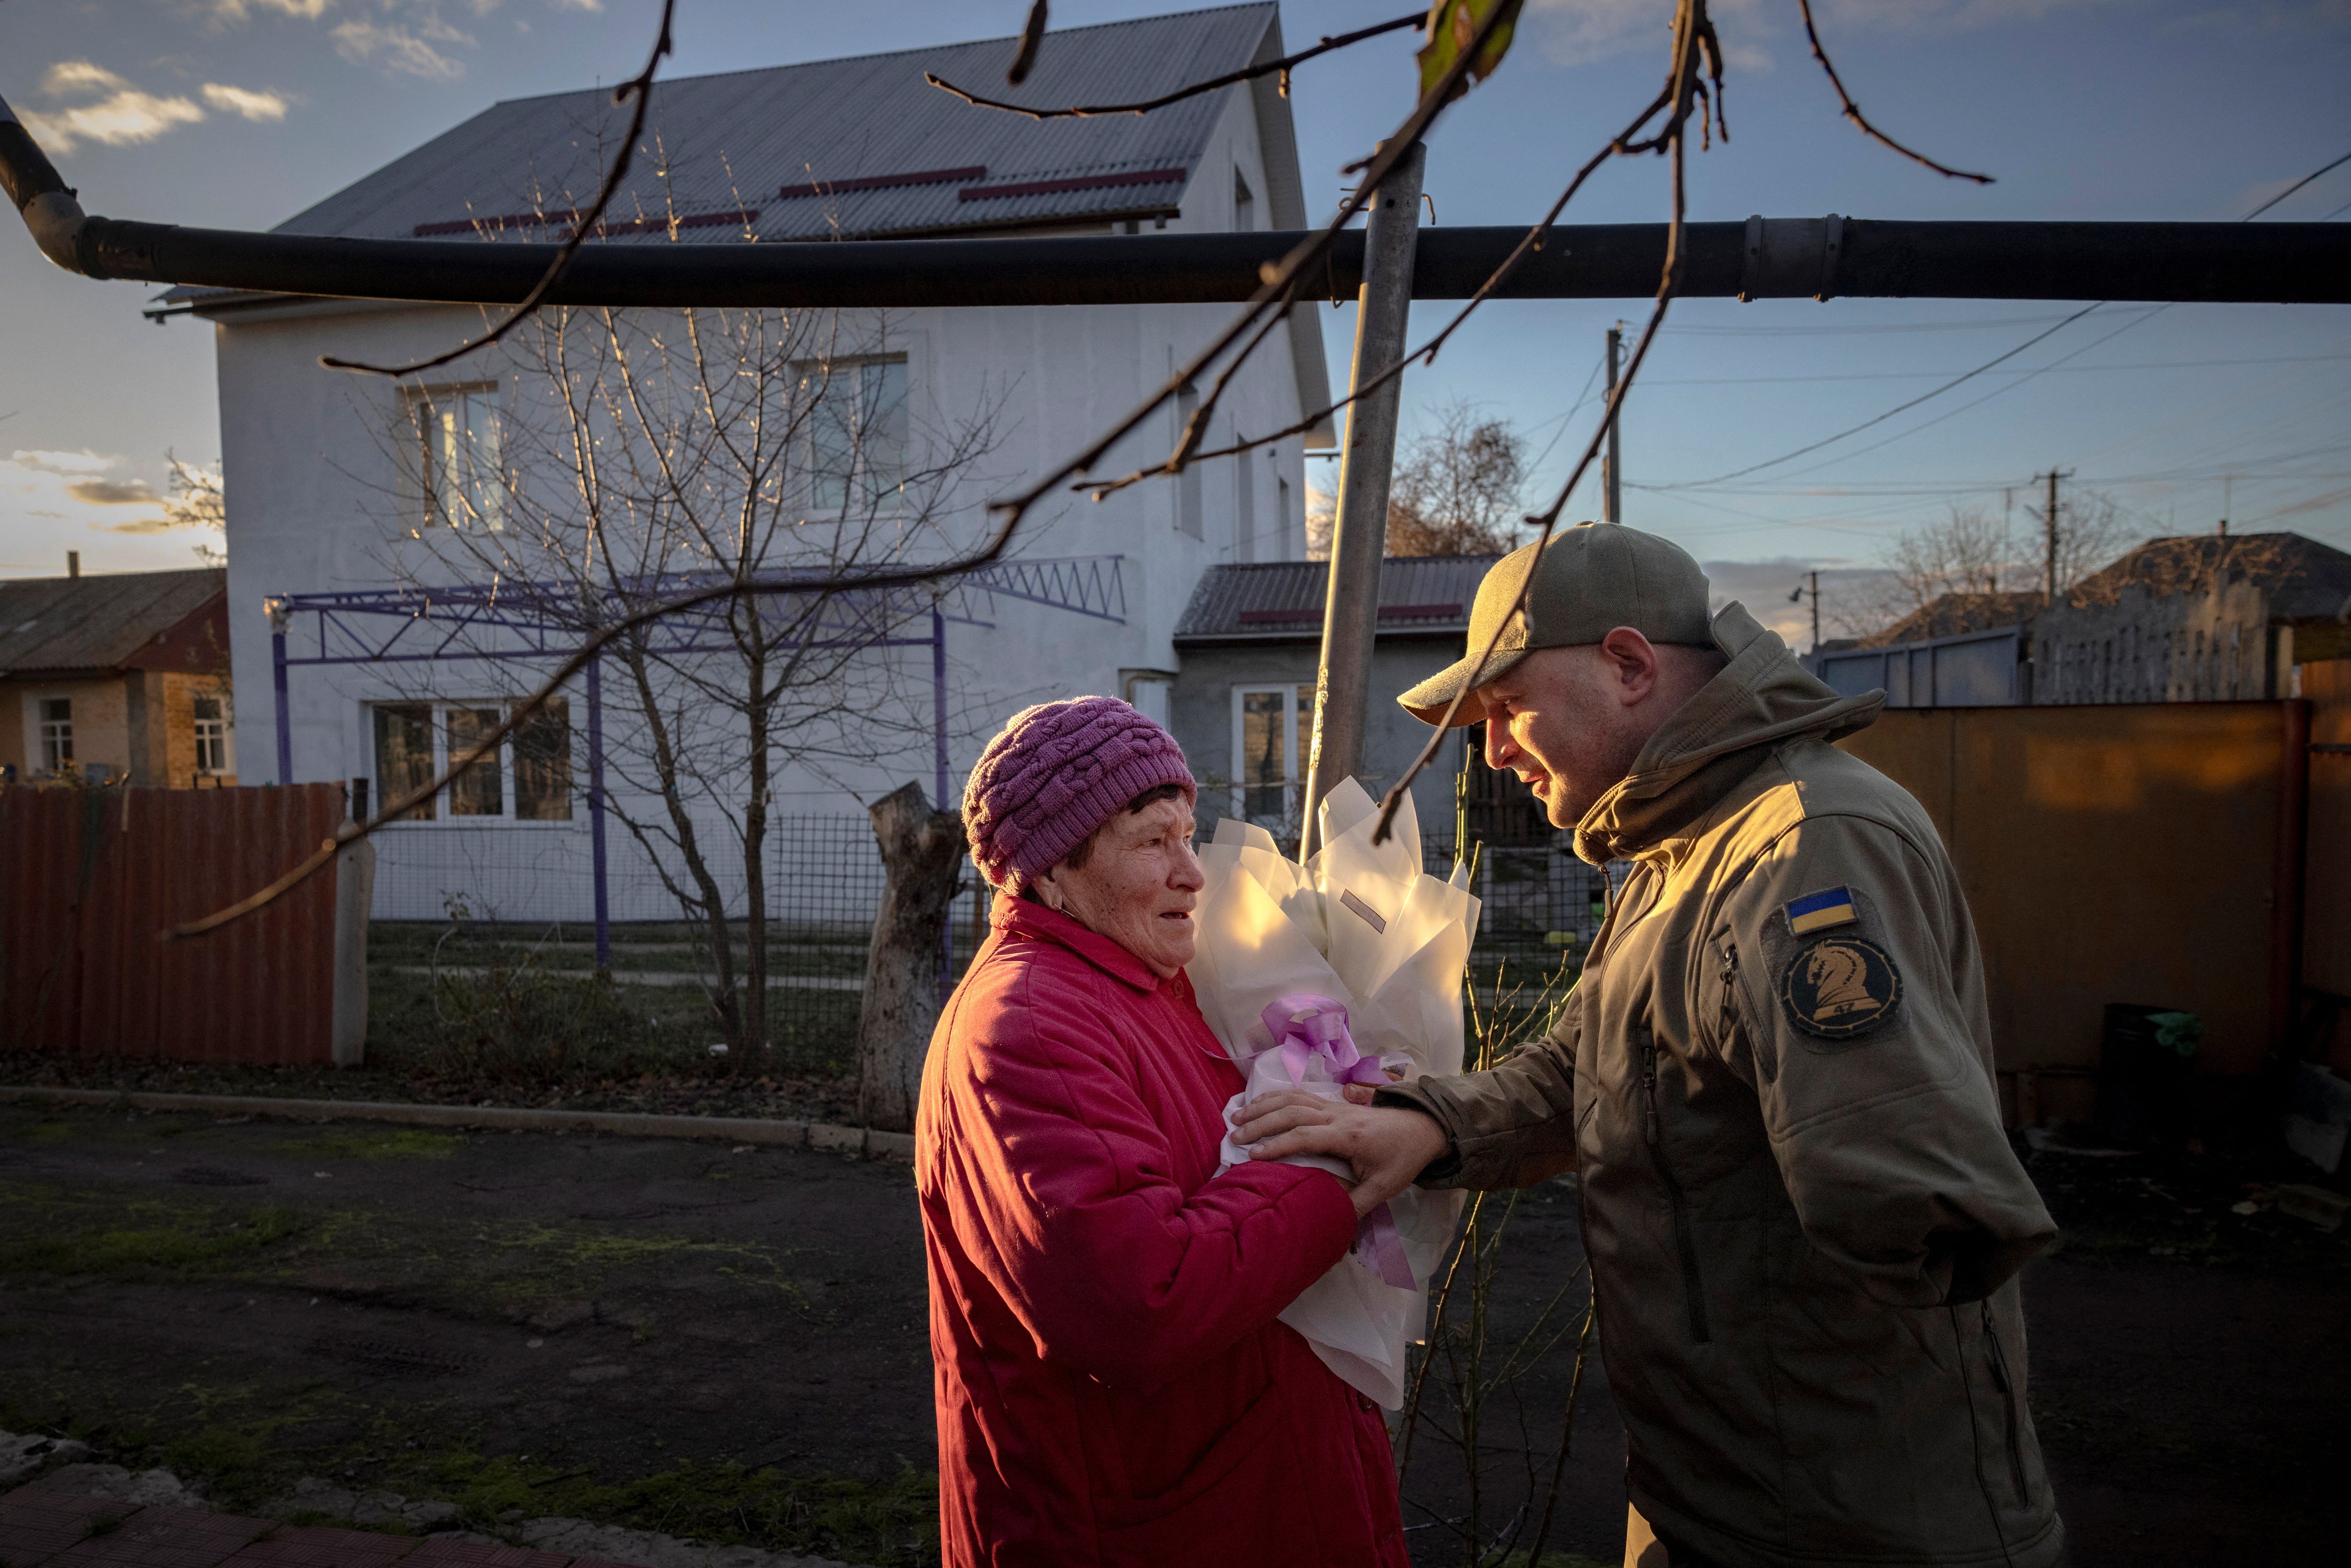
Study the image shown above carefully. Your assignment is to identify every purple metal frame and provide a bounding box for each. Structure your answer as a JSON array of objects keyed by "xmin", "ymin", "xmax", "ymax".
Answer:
[{"xmin": 264, "ymin": 558, "xmax": 1126, "ymax": 974}]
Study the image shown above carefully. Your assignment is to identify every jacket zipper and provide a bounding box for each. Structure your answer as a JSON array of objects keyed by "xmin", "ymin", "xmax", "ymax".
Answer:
[
  {"xmin": 1717, "ymin": 942, "xmax": 1740, "ymax": 1035},
  {"xmin": 1980, "ymin": 1302, "xmax": 2029, "ymax": 1505},
  {"xmin": 1640, "ymin": 1029, "xmax": 1711, "ymax": 1345}
]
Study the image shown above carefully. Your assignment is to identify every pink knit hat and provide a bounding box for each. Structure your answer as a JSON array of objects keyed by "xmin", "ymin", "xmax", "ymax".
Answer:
[{"xmin": 963, "ymin": 696, "xmax": 1196, "ymax": 891}]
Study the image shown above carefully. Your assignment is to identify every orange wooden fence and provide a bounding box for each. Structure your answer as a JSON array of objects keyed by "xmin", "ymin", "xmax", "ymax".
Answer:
[{"xmin": 1, "ymin": 783, "xmax": 345, "ymax": 1064}]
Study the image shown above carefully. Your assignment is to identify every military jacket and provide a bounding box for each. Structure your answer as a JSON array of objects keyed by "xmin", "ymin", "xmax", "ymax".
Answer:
[{"xmin": 1385, "ymin": 605, "xmax": 2064, "ymax": 1568}]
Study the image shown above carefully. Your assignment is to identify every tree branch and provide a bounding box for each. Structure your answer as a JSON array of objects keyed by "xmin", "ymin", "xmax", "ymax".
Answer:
[
  {"xmin": 319, "ymin": 0, "xmax": 679, "ymax": 377},
  {"xmin": 928, "ymin": 11, "xmax": 1425, "ymax": 120},
  {"xmin": 1797, "ymin": 0, "xmax": 1992, "ymax": 185}
]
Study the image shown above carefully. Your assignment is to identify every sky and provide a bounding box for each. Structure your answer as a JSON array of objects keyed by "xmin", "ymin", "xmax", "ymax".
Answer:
[{"xmin": 3, "ymin": 0, "xmax": 2348, "ymax": 644}]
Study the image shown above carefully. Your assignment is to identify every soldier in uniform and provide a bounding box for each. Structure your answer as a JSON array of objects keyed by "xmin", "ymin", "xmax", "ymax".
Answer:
[{"xmin": 1236, "ymin": 524, "xmax": 2065, "ymax": 1568}]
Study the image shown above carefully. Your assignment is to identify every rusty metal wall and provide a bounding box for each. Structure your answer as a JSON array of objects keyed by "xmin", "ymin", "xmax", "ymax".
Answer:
[
  {"xmin": 2302, "ymin": 662, "xmax": 2350, "ymax": 1078},
  {"xmin": 1, "ymin": 783, "xmax": 343, "ymax": 1064},
  {"xmin": 1837, "ymin": 702, "xmax": 2300, "ymax": 1081}
]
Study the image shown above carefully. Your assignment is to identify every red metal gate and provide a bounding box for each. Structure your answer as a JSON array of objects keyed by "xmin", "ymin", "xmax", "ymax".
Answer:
[{"xmin": 1, "ymin": 783, "xmax": 345, "ymax": 1064}]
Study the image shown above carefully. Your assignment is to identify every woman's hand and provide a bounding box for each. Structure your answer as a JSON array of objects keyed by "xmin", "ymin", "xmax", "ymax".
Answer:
[{"xmin": 1233, "ymin": 1088, "xmax": 1450, "ymax": 1218}]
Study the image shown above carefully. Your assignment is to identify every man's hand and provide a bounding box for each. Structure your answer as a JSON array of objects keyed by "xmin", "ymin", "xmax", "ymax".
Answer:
[{"xmin": 1234, "ymin": 1087, "xmax": 1450, "ymax": 1218}]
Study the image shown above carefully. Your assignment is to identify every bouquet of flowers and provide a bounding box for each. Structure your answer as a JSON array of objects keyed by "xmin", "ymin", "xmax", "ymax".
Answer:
[{"xmin": 1190, "ymin": 777, "xmax": 1479, "ymax": 1408}]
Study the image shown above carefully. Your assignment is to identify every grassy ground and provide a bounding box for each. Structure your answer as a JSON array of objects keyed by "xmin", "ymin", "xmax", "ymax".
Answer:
[{"xmin": 0, "ymin": 1102, "xmax": 936, "ymax": 1564}]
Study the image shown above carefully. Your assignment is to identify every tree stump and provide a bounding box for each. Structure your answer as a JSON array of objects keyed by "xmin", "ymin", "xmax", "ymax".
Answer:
[{"xmin": 857, "ymin": 782, "xmax": 967, "ymax": 1133}]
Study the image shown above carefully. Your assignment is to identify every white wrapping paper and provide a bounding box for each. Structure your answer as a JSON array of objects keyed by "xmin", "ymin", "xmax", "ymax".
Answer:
[{"xmin": 1190, "ymin": 779, "xmax": 1478, "ymax": 1408}]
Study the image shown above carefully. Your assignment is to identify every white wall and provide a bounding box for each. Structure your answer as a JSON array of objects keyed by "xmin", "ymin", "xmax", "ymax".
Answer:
[{"xmin": 212, "ymin": 89, "xmax": 1310, "ymax": 918}]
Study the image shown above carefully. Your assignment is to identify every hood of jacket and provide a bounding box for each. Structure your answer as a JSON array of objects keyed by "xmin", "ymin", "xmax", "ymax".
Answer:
[{"xmin": 1574, "ymin": 601, "xmax": 1883, "ymax": 865}]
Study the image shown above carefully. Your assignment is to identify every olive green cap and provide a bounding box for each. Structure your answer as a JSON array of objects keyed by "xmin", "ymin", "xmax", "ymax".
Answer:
[{"xmin": 1397, "ymin": 522, "xmax": 1715, "ymax": 726}]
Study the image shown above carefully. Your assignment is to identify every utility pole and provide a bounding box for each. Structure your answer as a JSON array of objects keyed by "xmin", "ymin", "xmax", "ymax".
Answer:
[
  {"xmin": 2035, "ymin": 467, "xmax": 2073, "ymax": 604},
  {"xmin": 1300, "ymin": 140, "xmax": 1424, "ymax": 861},
  {"xmin": 1788, "ymin": 571, "xmax": 1820, "ymax": 654},
  {"xmin": 1602, "ymin": 323, "xmax": 1623, "ymax": 525}
]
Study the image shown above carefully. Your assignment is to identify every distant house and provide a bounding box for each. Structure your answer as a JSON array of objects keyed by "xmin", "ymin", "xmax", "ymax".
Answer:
[
  {"xmin": 0, "ymin": 567, "xmax": 235, "ymax": 786},
  {"xmin": 1815, "ymin": 530, "xmax": 2351, "ymax": 706},
  {"xmin": 1170, "ymin": 554, "xmax": 1539, "ymax": 846}
]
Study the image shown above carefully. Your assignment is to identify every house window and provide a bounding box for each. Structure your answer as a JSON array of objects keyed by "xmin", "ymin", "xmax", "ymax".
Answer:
[
  {"xmin": 1233, "ymin": 169, "xmax": 1255, "ymax": 231},
  {"xmin": 1231, "ymin": 683, "xmax": 1316, "ymax": 831},
  {"xmin": 371, "ymin": 698, "xmax": 572, "ymax": 824},
  {"xmin": 801, "ymin": 356, "xmax": 909, "ymax": 512},
  {"xmin": 192, "ymin": 695, "xmax": 230, "ymax": 774},
  {"xmin": 37, "ymin": 698, "xmax": 72, "ymax": 772},
  {"xmin": 404, "ymin": 384, "xmax": 505, "ymax": 530},
  {"xmin": 1278, "ymin": 475, "xmax": 1292, "ymax": 559}
]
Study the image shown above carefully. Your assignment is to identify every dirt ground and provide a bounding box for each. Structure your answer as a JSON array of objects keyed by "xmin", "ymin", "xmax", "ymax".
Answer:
[{"xmin": 1, "ymin": 1102, "xmax": 2343, "ymax": 1566}]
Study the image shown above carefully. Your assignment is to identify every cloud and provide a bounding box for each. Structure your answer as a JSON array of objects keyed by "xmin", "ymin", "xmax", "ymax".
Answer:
[
  {"xmin": 1530, "ymin": 0, "xmax": 1770, "ymax": 68},
  {"xmin": 0, "ymin": 452, "xmax": 176, "ymax": 536},
  {"xmin": 68, "ymin": 479, "xmax": 162, "ymax": 506},
  {"xmin": 331, "ymin": 14, "xmax": 476, "ymax": 80},
  {"xmin": 201, "ymin": 83, "xmax": 292, "ymax": 122},
  {"xmin": 202, "ymin": 0, "xmax": 340, "ymax": 20},
  {"xmin": 2164, "ymin": 2, "xmax": 2351, "ymax": 33},
  {"xmin": 16, "ymin": 61, "xmax": 205, "ymax": 154},
  {"xmin": 1700, "ymin": 555, "xmax": 1898, "ymax": 648}
]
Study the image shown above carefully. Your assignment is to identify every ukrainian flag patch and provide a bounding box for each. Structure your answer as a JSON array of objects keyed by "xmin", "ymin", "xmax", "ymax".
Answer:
[{"xmin": 1785, "ymin": 885, "xmax": 1858, "ymax": 936}]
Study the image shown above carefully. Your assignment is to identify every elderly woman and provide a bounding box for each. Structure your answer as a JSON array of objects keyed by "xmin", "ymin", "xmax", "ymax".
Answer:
[{"xmin": 915, "ymin": 697, "xmax": 1409, "ymax": 1568}]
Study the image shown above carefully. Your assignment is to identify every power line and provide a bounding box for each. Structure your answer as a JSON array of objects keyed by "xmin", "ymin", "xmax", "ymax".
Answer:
[
  {"xmin": 2244, "ymin": 147, "xmax": 2351, "ymax": 220},
  {"xmin": 1636, "ymin": 351, "xmax": 2351, "ymax": 385},
  {"xmin": 1649, "ymin": 304, "xmax": 2108, "ymax": 488},
  {"xmin": 1644, "ymin": 147, "xmax": 2351, "ymax": 493},
  {"xmin": 1656, "ymin": 309, "xmax": 2166, "ymax": 337}
]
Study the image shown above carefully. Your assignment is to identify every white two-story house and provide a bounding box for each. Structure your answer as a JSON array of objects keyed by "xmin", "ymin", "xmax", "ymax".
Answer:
[{"xmin": 165, "ymin": 4, "xmax": 1334, "ymax": 923}]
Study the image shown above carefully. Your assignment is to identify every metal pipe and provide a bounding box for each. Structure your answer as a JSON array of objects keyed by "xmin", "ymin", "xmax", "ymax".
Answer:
[
  {"xmin": 270, "ymin": 625, "xmax": 292, "ymax": 786},
  {"xmin": 1, "ymin": 92, "xmax": 2338, "ymax": 316},
  {"xmin": 587, "ymin": 653, "xmax": 611, "ymax": 979},
  {"xmin": 1301, "ymin": 141, "xmax": 1424, "ymax": 861},
  {"xmin": 86, "ymin": 218, "xmax": 2349, "ymax": 308},
  {"xmin": 933, "ymin": 607, "xmax": 952, "ymax": 1004}
]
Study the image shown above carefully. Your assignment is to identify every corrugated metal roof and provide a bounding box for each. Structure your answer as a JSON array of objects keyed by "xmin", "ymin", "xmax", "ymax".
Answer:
[
  {"xmin": 275, "ymin": 4, "xmax": 1281, "ymax": 246},
  {"xmin": 1175, "ymin": 555, "xmax": 1503, "ymax": 643},
  {"xmin": 0, "ymin": 569, "xmax": 225, "ymax": 678}
]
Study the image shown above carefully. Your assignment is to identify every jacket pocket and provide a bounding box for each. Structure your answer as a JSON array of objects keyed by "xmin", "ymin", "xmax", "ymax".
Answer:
[
  {"xmin": 1639, "ymin": 1025, "xmax": 1711, "ymax": 1345},
  {"xmin": 1980, "ymin": 1303, "xmax": 2030, "ymax": 1506}
]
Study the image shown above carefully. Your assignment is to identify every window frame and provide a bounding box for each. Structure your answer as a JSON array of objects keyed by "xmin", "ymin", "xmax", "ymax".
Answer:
[
  {"xmin": 34, "ymin": 695, "xmax": 73, "ymax": 774},
  {"xmin": 796, "ymin": 353, "xmax": 911, "ymax": 516},
  {"xmin": 369, "ymin": 696, "xmax": 575, "ymax": 828},
  {"xmin": 1228, "ymin": 682, "xmax": 1316, "ymax": 833},
  {"xmin": 191, "ymin": 693, "xmax": 234, "ymax": 777},
  {"xmin": 400, "ymin": 381, "xmax": 506, "ymax": 533}
]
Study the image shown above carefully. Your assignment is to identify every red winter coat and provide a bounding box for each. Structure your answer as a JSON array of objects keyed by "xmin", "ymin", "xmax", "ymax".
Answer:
[{"xmin": 915, "ymin": 893, "xmax": 1411, "ymax": 1568}]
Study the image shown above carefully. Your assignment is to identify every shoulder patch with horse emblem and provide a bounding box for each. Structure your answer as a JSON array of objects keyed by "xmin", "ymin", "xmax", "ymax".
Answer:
[{"xmin": 1778, "ymin": 935, "xmax": 1903, "ymax": 1041}]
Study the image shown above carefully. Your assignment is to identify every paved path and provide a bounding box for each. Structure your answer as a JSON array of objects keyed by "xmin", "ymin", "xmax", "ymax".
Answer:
[{"xmin": 0, "ymin": 1479, "xmax": 643, "ymax": 1568}]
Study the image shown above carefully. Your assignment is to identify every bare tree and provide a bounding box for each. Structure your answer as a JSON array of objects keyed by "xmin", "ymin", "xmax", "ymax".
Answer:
[
  {"xmin": 162, "ymin": 450, "xmax": 225, "ymax": 566},
  {"xmin": 2031, "ymin": 486, "xmax": 2137, "ymax": 602},
  {"xmin": 1836, "ymin": 505, "xmax": 2024, "ymax": 636},
  {"xmin": 1385, "ymin": 399, "xmax": 1527, "ymax": 557},
  {"xmin": 392, "ymin": 300, "xmax": 1002, "ymax": 1068}
]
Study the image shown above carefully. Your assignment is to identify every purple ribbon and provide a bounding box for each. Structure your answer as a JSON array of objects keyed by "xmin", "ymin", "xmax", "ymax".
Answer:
[
  {"xmin": 1256, "ymin": 995, "xmax": 1415, "ymax": 1291},
  {"xmin": 1261, "ymin": 995, "xmax": 1389, "ymax": 1090}
]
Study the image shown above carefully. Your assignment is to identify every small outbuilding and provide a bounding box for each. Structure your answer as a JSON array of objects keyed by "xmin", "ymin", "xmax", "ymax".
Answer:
[
  {"xmin": 0, "ymin": 566, "xmax": 235, "ymax": 787},
  {"xmin": 1169, "ymin": 553, "xmax": 1549, "ymax": 847}
]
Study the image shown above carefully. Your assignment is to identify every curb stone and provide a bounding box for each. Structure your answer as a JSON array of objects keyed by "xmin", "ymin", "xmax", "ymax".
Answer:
[{"xmin": 0, "ymin": 1086, "xmax": 916, "ymax": 1163}]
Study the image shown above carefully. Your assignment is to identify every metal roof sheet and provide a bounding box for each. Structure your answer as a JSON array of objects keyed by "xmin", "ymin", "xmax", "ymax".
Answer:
[
  {"xmin": 0, "ymin": 569, "xmax": 225, "ymax": 678},
  {"xmin": 275, "ymin": 4, "xmax": 1282, "ymax": 246},
  {"xmin": 1175, "ymin": 555, "xmax": 1503, "ymax": 643}
]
